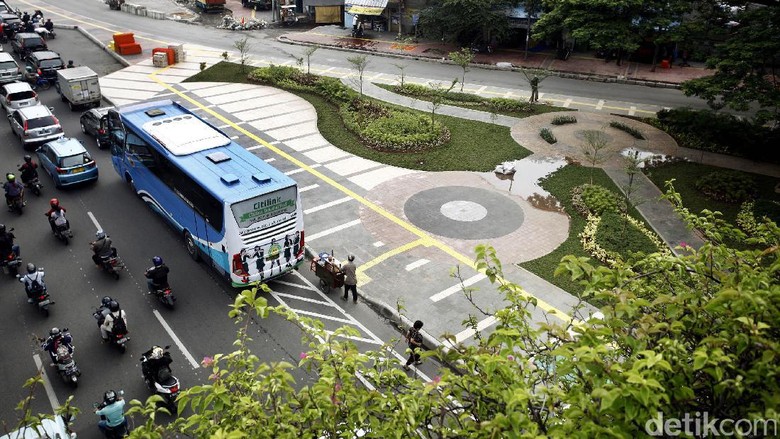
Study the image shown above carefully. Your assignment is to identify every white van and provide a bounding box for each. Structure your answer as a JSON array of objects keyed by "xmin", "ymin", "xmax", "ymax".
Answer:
[
  {"xmin": 0, "ymin": 416, "xmax": 76, "ymax": 438},
  {"xmin": 0, "ymin": 52, "xmax": 21, "ymax": 84}
]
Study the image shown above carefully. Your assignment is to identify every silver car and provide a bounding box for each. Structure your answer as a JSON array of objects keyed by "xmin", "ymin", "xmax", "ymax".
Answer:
[
  {"xmin": 0, "ymin": 52, "xmax": 21, "ymax": 84},
  {"xmin": 8, "ymin": 105, "xmax": 64, "ymax": 148},
  {"xmin": 0, "ymin": 82, "xmax": 39, "ymax": 113}
]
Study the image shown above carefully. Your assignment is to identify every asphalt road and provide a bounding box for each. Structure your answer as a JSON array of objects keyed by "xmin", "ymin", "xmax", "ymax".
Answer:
[{"xmin": 0, "ymin": 27, "xmax": 432, "ymax": 438}]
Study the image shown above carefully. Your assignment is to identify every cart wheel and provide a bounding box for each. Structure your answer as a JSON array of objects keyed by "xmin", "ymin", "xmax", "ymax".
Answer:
[{"xmin": 319, "ymin": 278, "xmax": 329, "ymax": 293}]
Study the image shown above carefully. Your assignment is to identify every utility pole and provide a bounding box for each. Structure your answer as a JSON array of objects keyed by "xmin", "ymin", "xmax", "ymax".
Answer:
[{"xmin": 397, "ymin": 0, "xmax": 403, "ymax": 39}]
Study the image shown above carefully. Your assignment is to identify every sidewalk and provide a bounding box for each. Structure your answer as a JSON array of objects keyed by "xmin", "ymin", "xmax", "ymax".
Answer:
[{"xmin": 279, "ymin": 25, "xmax": 712, "ymax": 88}]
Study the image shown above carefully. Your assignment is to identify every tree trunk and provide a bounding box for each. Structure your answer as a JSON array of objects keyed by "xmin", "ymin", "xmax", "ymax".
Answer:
[{"xmin": 650, "ymin": 42, "xmax": 660, "ymax": 72}]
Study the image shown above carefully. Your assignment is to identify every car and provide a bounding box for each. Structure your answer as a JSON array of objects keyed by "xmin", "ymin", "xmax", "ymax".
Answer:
[
  {"xmin": 0, "ymin": 12, "xmax": 21, "ymax": 35},
  {"xmin": 0, "ymin": 81, "xmax": 39, "ymax": 113},
  {"xmin": 0, "ymin": 52, "xmax": 22, "ymax": 84},
  {"xmin": 25, "ymin": 50, "xmax": 63, "ymax": 82},
  {"xmin": 0, "ymin": 2, "xmax": 11, "ymax": 14},
  {"xmin": 10, "ymin": 32, "xmax": 47, "ymax": 59},
  {"xmin": 36, "ymin": 137, "xmax": 98, "ymax": 187},
  {"xmin": 7, "ymin": 105, "xmax": 64, "ymax": 148},
  {"xmin": 0, "ymin": 415, "xmax": 76, "ymax": 439},
  {"xmin": 79, "ymin": 106, "xmax": 114, "ymax": 148}
]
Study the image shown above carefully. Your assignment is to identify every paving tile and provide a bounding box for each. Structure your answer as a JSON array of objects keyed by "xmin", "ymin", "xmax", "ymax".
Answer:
[
  {"xmin": 303, "ymin": 145, "xmax": 352, "ymax": 163},
  {"xmin": 265, "ymin": 121, "xmax": 318, "ymax": 140},
  {"xmin": 283, "ymin": 134, "xmax": 330, "ymax": 152},
  {"xmin": 323, "ymin": 156, "xmax": 383, "ymax": 176},
  {"xmin": 349, "ymin": 166, "xmax": 418, "ymax": 191}
]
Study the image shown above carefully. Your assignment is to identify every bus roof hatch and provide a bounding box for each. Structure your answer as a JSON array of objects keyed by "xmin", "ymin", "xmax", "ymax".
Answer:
[{"xmin": 143, "ymin": 115, "xmax": 230, "ymax": 155}]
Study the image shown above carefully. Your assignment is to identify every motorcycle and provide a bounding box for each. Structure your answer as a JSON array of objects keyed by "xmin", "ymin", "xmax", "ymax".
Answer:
[
  {"xmin": 92, "ymin": 307, "xmax": 130, "ymax": 353},
  {"xmin": 150, "ymin": 286, "xmax": 176, "ymax": 309},
  {"xmin": 140, "ymin": 346, "xmax": 180, "ymax": 415},
  {"xmin": 41, "ymin": 332, "xmax": 80, "ymax": 387},
  {"xmin": 1, "ymin": 250, "xmax": 22, "ymax": 277},
  {"xmin": 52, "ymin": 217, "xmax": 72, "ymax": 245},
  {"xmin": 99, "ymin": 254, "xmax": 125, "ymax": 279},
  {"xmin": 94, "ymin": 391, "xmax": 130, "ymax": 438},
  {"xmin": 8, "ymin": 194, "xmax": 25, "ymax": 215},
  {"xmin": 34, "ymin": 27, "xmax": 55, "ymax": 39},
  {"xmin": 21, "ymin": 278, "xmax": 53, "ymax": 316},
  {"xmin": 21, "ymin": 175, "xmax": 43, "ymax": 196}
]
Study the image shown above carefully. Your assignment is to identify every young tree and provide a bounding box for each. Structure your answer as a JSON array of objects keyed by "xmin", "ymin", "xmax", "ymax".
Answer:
[
  {"xmin": 233, "ymin": 36, "xmax": 252, "ymax": 74},
  {"xmin": 580, "ymin": 130, "xmax": 610, "ymax": 183},
  {"xmin": 428, "ymin": 79, "xmax": 458, "ymax": 133},
  {"xmin": 346, "ymin": 54, "xmax": 369, "ymax": 97},
  {"xmin": 393, "ymin": 63, "xmax": 408, "ymax": 88},
  {"xmin": 520, "ymin": 67, "xmax": 551, "ymax": 102},
  {"xmin": 303, "ymin": 45, "xmax": 319, "ymax": 75},
  {"xmin": 418, "ymin": 0, "xmax": 512, "ymax": 46},
  {"xmin": 519, "ymin": 0, "xmax": 543, "ymax": 60},
  {"xmin": 448, "ymin": 48, "xmax": 474, "ymax": 92}
]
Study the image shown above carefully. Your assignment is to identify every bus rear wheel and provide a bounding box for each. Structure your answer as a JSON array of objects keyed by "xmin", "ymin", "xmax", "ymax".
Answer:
[{"xmin": 184, "ymin": 231, "xmax": 201, "ymax": 262}]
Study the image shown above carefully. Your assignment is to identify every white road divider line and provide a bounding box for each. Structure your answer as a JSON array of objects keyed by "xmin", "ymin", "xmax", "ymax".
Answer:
[
  {"xmin": 33, "ymin": 354, "xmax": 60, "ymax": 412},
  {"xmin": 152, "ymin": 310, "xmax": 200, "ymax": 369},
  {"xmin": 453, "ymin": 316, "xmax": 498, "ymax": 343},
  {"xmin": 292, "ymin": 308, "xmax": 358, "ymax": 325},
  {"xmin": 273, "ymin": 292, "xmax": 334, "ymax": 306},
  {"xmin": 405, "ymin": 259, "xmax": 430, "ymax": 271},
  {"xmin": 303, "ymin": 197, "xmax": 352, "ymax": 215},
  {"xmin": 306, "ymin": 219, "xmax": 361, "ymax": 242},
  {"xmin": 596, "ymin": 99, "xmax": 605, "ymax": 110},
  {"xmin": 299, "ymin": 184, "xmax": 319, "ymax": 193},
  {"xmin": 87, "ymin": 211, "xmax": 103, "ymax": 231},
  {"xmin": 271, "ymin": 279, "xmax": 315, "ymax": 291},
  {"xmin": 429, "ymin": 273, "xmax": 487, "ymax": 302}
]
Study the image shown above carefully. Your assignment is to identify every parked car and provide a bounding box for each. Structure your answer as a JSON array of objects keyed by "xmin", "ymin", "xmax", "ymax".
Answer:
[
  {"xmin": 0, "ymin": 415, "xmax": 76, "ymax": 439},
  {"xmin": 11, "ymin": 32, "xmax": 47, "ymax": 59},
  {"xmin": 79, "ymin": 106, "xmax": 114, "ymax": 148},
  {"xmin": 0, "ymin": 81, "xmax": 39, "ymax": 113},
  {"xmin": 0, "ymin": 52, "xmax": 22, "ymax": 84},
  {"xmin": 0, "ymin": 1, "xmax": 12, "ymax": 14},
  {"xmin": 37, "ymin": 137, "xmax": 99, "ymax": 187},
  {"xmin": 7, "ymin": 105, "xmax": 64, "ymax": 148},
  {"xmin": 25, "ymin": 50, "xmax": 63, "ymax": 83},
  {"xmin": 0, "ymin": 13, "xmax": 21, "ymax": 38}
]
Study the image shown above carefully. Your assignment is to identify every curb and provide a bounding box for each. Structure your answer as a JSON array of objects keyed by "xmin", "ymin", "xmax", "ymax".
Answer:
[
  {"xmin": 75, "ymin": 25, "xmax": 131, "ymax": 68},
  {"xmin": 276, "ymin": 35, "xmax": 683, "ymax": 90},
  {"xmin": 303, "ymin": 245, "xmax": 442, "ymax": 353}
]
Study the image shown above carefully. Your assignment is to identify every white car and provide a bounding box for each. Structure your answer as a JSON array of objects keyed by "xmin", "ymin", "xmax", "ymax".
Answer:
[
  {"xmin": 0, "ymin": 82, "xmax": 39, "ymax": 114},
  {"xmin": 0, "ymin": 415, "xmax": 76, "ymax": 438}
]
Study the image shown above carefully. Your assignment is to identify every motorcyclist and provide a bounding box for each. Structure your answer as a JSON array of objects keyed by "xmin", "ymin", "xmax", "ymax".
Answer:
[
  {"xmin": 18, "ymin": 263, "xmax": 45, "ymax": 303},
  {"xmin": 94, "ymin": 296, "xmax": 113, "ymax": 327},
  {"xmin": 144, "ymin": 256, "xmax": 170, "ymax": 293},
  {"xmin": 0, "ymin": 224, "xmax": 20, "ymax": 259},
  {"xmin": 95, "ymin": 389, "xmax": 128, "ymax": 436},
  {"xmin": 100, "ymin": 300, "xmax": 127, "ymax": 342},
  {"xmin": 66, "ymin": 60, "xmax": 74, "ymax": 69},
  {"xmin": 22, "ymin": 66, "xmax": 38, "ymax": 85},
  {"xmin": 41, "ymin": 327, "xmax": 73, "ymax": 364},
  {"xmin": 142, "ymin": 346, "xmax": 172, "ymax": 385},
  {"xmin": 90, "ymin": 230, "xmax": 116, "ymax": 267},
  {"xmin": 44, "ymin": 19, "xmax": 54, "ymax": 33},
  {"xmin": 45, "ymin": 198, "xmax": 68, "ymax": 235},
  {"xmin": 21, "ymin": 11, "xmax": 29, "ymax": 23},
  {"xmin": 3, "ymin": 173, "xmax": 25, "ymax": 210},
  {"xmin": 18, "ymin": 155, "xmax": 39, "ymax": 185}
]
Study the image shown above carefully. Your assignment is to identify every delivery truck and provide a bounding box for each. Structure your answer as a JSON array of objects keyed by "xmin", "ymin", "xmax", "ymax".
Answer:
[{"xmin": 55, "ymin": 66, "xmax": 102, "ymax": 111}]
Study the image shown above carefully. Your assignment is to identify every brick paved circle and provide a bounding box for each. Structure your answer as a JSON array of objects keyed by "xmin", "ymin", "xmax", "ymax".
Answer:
[{"xmin": 404, "ymin": 186, "xmax": 525, "ymax": 239}]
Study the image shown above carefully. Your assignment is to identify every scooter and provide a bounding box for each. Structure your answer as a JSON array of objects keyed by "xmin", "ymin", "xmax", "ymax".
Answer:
[
  {"xmin": 140, "ymin": 346, "xmax": 180, "ymax": 415},
  {"xmin": 94, "ymin": 391, "xmax": 129, "ymax": 438},
  {"xmin": 92, "ymin": 306, "xmax": 130, "ymax": 353},
  {"xmin": 52, "ymin": 218, "xmax": 72, "ymax": 245},
  {"xmin": 150, "ymin": 285, "xmax": 176, "ymax": 309},
  {"xmin": 1, "ymin": 250, "xmax": 22, "ymax": 277},
  {"xmin": 53, "ymin": 343, "xmax": 80, "ymax": 387},
  {"xmin": 21, "ymin": 176, "xmax": 42, "ymax": 196},
  {"xmin": 99, "ymin": 254, "xmax": 124, "ymax": 279},
  {"xmin": 8, "ymin": 193, "xmax": 25, "ymax": 215},
  {"xmin": 21, "ymin": 280, "xmax": 54, "ymax": 317}
]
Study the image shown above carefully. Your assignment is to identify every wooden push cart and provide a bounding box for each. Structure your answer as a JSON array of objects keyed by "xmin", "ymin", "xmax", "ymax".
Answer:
[{"xmin": 310, "ymin": 253, "xmax": 345, "ymax": 293}]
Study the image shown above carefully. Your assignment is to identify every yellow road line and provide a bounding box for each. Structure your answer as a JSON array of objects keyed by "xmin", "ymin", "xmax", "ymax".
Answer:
[{"xmin": 356, "ymin": 238, "xmax": 427, "ymax": 284}]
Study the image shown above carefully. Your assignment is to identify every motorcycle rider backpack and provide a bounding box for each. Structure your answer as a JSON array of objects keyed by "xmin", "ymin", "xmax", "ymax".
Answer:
[
  {"xmin": 29, "ymin": 275, "xmax": 43, "ymax": 293},
  {"xmin": 111, "ymin": 312, "xmax": 127, "ymax": 334}
]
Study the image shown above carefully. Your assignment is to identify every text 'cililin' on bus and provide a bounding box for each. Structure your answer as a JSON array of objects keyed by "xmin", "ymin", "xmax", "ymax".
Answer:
[{"xmin": 105, "ymin": 100, "xmax": 304, "ymax": 287}]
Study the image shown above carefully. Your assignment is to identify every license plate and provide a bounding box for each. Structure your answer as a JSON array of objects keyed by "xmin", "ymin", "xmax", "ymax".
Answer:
[
  {"xmin": 38, "ymin": 300, "xmax": 50, "ymax": 306},
  {"xmin": 20, "ymin": 102, "xmax": 28, "ymax": 106},
  {"xmin": 72, "ymin": 167, "xmax": 85, "ymax": 173},
  {"xmin": 117, "ymin": 337, "xmax": 128, "ymax": 344},
  {"xmin": 40, "ymin": 129, "xmax": 49, "ymax": 135}
]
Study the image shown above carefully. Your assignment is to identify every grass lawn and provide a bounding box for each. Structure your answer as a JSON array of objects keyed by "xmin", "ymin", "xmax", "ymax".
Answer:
[
  {"xmin": 643, "ymin": 161, "xmax": 780, "ymax": 225},
  {"xmin": 185, "ymin": 62, "xmax": 530, "ymax": 172},
  {"xmin": 375, "ymin": 83, "xmax": 566, "ymax": 119},
  {"xmin": 520, "ymin": 165, "xmax": 658, "ymax": 300}
]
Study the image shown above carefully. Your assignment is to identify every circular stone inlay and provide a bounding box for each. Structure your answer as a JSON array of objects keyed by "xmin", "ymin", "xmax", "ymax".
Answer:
[
  {"xmin": 404, "ymin": 186, "xmax": 524, "ymax": 240},
  {"xmin": 440, "ymin": 201, "xmax": 488, "ymax": 222}
]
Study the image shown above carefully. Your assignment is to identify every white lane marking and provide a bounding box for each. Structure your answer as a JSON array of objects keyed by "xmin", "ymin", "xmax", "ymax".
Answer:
[
  {"xmin": 563, "ymin": 98, "xmax": 572, "ymax": 108},
  {"xmin": 299, "ymin": 184, "xmax": 319, "ymax": 193},
  {"xmin": 405, "ymin": 259, "xmax": 430, "ymax": 271},
  {"xmin": 265, "ymin": 158, "xmax": 276, "ymax": 163},
  {"xmin": 429, "ymin": 273, "xmax": 487, "ymax": 302},
  {"xmin": 230, "ymin": 136, "xmax": 239, "ymax": 140},
  {"xmin": 303, "ymin": 197, "xmax": 353, "ymax": 215},
  {"xmin": 628, "ymin": 106, "xmax": 636, "ymax": 116},
  {"xmin": 372, "ymin": 241, "xmax": 384, "ymax": 247},
  {"xmin": 306, "ymin": 219, "xmax": 361, "ymax": 242},
  {"xmin": 322, "ymin": 329, "xmax": 383, "ymax": 345},
  {"xmin": 152, "ymin": 310, "xmax": 199, "ymax": 369},
  {"xmin": 273, "ymin": 292, "xmax": 334, "ymax": 306},
  {"xmin": 453, "ymin": 316, "xmax": 498, "ymax": 343},
  {"xmin": 476, "ymin": 85, "xmax": 486, "ymax": 94},
  {"xmin": 285, "ymin": 164, "xmax": 321, "ymax": 175},
  {"xmin": 247, "ymin": 145, "xmax": 264, "ymax": 151},
  {"xmin": 293, "ymin": 308, "xmax": 358, "ymax": 325},
  {"xmin": 87, "ymin": 211, "xmax": 103, "ymax": 231},
  {"xmin": 33, "ymin": 354, "xmax": 60, "ymax": 412},
  {"xmin": 271, "ymin": 279, "xmax": 315, "ymax": 291},
  {"xmin": 595, "ymin": 99, "xmax": 605, "ymax": 110}
]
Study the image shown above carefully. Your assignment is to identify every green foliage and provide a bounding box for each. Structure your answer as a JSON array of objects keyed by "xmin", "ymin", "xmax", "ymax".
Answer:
[
  {"xmin": 594, "ymin": 210, "xmax": 657, "ymax": 256},
  {"xmin": 540, "ymin": 127, "xmax": 556, "ymax": 144},
  {"xmin": 448, "ymin": 47, "xmax": 474, "ymax": 91},
  {"xmin": 417, "ymin": 0, "xmax": 513, "ymax": 46},
  {"xmin": 571, "ymin": 184, "xmax": 625, "ymax": 217},
  {"xmin": 551, "ymin": 115, "xmax": 577, "ymax": 125},
  {"xmin": 694, "ymin": 171, "xmax": 757, "ymax": 203},
  {"xmin": 609, "ymin": 120, "xmax": 644, "ymax": 139},
  {"xmin": 654, "ymin": 108, "xmax": 780, "ymax": 163}
]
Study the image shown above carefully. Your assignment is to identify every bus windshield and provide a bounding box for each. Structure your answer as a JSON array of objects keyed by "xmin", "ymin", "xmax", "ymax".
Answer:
[{"xmin": 231, "ymin": 186, "xmax": 297, "ymax": 229}]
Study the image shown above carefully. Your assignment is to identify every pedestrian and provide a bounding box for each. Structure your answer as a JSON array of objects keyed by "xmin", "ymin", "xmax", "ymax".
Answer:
[
  {"xmin": 529, "ymin": 76, "xmax": 539, "ymax": 103},
  {"xmin": 341, "ymin": 254, "xmax": 357, "ymax": 302},
  {"xmin": 403, "ymin": 320, "xmax": 424, "ymax": 371}
]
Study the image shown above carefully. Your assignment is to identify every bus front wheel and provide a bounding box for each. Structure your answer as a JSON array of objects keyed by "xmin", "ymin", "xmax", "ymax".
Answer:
[{"xmin": 184, "ymin": 231, "xmax": 201, "ymax": 262}]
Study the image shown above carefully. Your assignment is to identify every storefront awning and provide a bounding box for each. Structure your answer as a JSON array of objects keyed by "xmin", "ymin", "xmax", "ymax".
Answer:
[{"xmin": 345, "ymin": 0, "xmax": 388, "ymax": 16}]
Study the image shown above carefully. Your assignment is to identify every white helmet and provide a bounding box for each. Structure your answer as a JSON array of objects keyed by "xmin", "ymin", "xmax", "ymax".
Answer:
[{"xmin": 150, "ymin": 346, "xmax": 164, "ymax": 360}]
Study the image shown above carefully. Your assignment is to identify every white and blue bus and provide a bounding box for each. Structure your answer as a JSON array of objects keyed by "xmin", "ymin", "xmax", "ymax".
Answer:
[{"xmin": 106, "ymin": 100, "xmax": 304, "ymax": 287}]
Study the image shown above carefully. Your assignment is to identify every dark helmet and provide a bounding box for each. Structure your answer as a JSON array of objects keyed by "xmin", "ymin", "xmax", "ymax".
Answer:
[
  {"xmin": 95, "ymin": 230, "xmax": 106, "ymax": 240},
  {"xmin": 24, "ymin": 155, "xmax": 32, "ymax": 163},
  {"xmin": 49, "ymin": 327, "xmax": 61, "ymax": 337},
  {"xmin": 109, "ymin": 300, "xmax": 119, "ymax": 312},
  {"xmin": 101, "ymin": 296, "xmax": 113, "ymax": 306},
  {"xmin": 6, "ymin": 173, "xmax": 15, "ymax": 182},
  {"xmin": 152, "ymin": 256, "xmax": 163, "ymax": 267},
  {"xmin": 103, "ymin": 390, "xmax": 117, "ymax": 405},
  {"xmin": 0, "ymin": 224, "xmax": 5, "ymax": 234},
  {"xmin": 27, "ymin": 263, "xmax": 36, "ymax": 274},
  {"xmin": 50, "ymin": 198, "xmax": 59, "ymax": 209}
]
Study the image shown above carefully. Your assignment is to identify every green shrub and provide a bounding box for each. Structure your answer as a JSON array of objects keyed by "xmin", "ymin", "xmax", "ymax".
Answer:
[
  {"xmin": 595, "ymin": 211, "xmax": 657, "ymax": 257},
  {"xmin": 248, "ymin": 64, "xmax": 300, "ymax": 84},
  {"xmin": 394, "ymin": 83, "xmax": 432, "ymax": 98},
  {"xmin": 571, "ymin": 184, "xmax": 625, "ymax": 217},
  {"xmin": 486, "ymin": 98, "xmax": 535, "ymax": 114},
  {"xmin": 442, "ymin": 91, "xmax": 485, "ymax": 103},
  {"xmin": 694, "ymin": 171, "xmax": 757, "ymax": 203},
  {"xmin": 314, "ymin": 77, "xmax": 357, "ymax": 103},
  {"xmin": 609, "ymin": 121, "xmax": 644, "ymax": 139},
  {"xmin": 540, "ymin": 128, "xmax": 556, "ymax": 144},
  {"xmin": 754, "ymin": 199, "xmax": 780, "ymax": 224},
  {"xmin": 551, "ymin": 115, "xmax": 577, "ymax": 125}
]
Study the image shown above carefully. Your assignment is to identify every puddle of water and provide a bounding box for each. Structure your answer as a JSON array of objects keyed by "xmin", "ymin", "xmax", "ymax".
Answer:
[
  {"xmin": 620, "ymin": 148, "xmax": 663, "ymax": 168},
  {"xmin": 481, "ymin": 156, "xmax": 569, "ymax": 212}
]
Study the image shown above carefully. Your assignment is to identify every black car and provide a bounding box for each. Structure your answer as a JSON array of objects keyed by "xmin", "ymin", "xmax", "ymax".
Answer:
[
  {"xmin": 79, "ymin": 106, "xmax": 115, "ymax": 149},
  {"xmin": 25, "ymin": 51, "xmax": 63, "ymax": 82},
  {"xmin": 0, "ymin": 12, "xmax": 22, "ymax": 40},
  {"xmin": 11, "ymin": 32, "xmax": 47, "ymax": 59}
]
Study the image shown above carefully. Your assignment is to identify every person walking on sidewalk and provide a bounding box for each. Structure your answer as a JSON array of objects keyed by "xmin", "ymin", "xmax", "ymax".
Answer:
[
  {"xmin": 342, "ymin": 255, "xmax": 358, "ymax": 302},
  {"xmin": 403, "ymin": 320, "xmax": 424, "ymax": 371}
]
